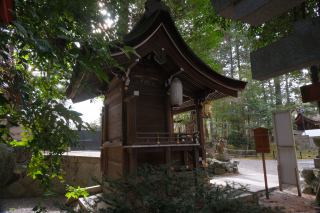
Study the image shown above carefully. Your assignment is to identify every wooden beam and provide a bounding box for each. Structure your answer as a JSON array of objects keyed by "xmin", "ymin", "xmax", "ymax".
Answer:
[
  {"xmin": 300, "ymin": 82, "xmax": 320, "ymax": 103},
  {"xmin": 183, "ymin": 90, "xmax": 196, "ymax": 99},
  {"xmin": 66, "ymin": 72, "xmax": 85, "ymax": 99},
  {"xmin": 173, "ymin": 105, "xmax": 196, "ymax": 115}
]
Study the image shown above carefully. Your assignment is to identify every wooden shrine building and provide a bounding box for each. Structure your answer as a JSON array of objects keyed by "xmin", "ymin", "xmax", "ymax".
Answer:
[
  {"xmin": 66, "ymin": 0, "xmax": 247, "ymax": 180},
  {"xmin": 295, "ymin": 112, "xmax": 320, "ymax": 131}
]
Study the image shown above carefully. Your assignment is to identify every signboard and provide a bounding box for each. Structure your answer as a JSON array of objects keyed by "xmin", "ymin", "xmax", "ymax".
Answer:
[
  {"xmin": 252, "ymin": 127, "xmax": 271, "ymax": 198},
  {"xmin": 253, "ymin": 127, "xmax": 271, "ymax": 153},
  {"xmin": 272, "ymin": 109, "xmax": 301, "ymax": 196}
]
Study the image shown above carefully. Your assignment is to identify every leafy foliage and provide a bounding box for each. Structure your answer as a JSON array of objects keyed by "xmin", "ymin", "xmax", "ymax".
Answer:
[
  {"xmin": 228, "ymin": 132, "xmax": 249, "ymax": 149},
  {"xmin": 54, "ymin": 163, "xmax": 284, "ymax": 213},
  {"xmin": 0, "ymin": 0, "xmax": 135, "ymax": 202}
]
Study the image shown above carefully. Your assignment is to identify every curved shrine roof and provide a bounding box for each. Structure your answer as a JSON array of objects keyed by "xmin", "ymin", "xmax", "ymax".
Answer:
[{"xmin": 67, "ymin": 0, "xmax": 247, "ymax": 108}]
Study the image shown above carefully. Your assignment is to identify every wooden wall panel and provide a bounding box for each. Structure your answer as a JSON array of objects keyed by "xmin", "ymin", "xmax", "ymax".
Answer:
[
  {"xmin": 136, "ymin": 95, "xmax": 166, "ymax": 133},
  {"xmin": 107, "ymin": 146, "xmax": 123, "ymax": 180},
  {"xmin": 105, "ymin": 83, "xmax": 123, "ymax": 142},
  {"xmin": 137, "ymin": 152, "xmax": 165, "ymax": 168}
]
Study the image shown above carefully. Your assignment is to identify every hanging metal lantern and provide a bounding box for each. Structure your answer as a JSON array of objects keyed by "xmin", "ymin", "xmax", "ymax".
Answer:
[
  {"xmin": 170, "ymin": 76, "xmax": 183, "ymax": 108},
  {"xmin": 201, "ymin": 101, "xmax": 213, "ymax": 117}
]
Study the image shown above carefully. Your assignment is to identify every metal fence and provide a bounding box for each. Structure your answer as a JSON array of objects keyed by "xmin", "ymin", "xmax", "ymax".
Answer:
[
  {"xmin": 72, "ymin": 130, "xmax": 101, "ymax": 150},
  {"xmin": 225, "ymin": 148, "xmax": 317, "ymax": 159}
]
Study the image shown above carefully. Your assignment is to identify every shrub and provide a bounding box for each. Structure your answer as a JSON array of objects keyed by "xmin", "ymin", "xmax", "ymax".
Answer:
[
  {"xmin": 55, "ymin": 164, "xmax": 284, "ymax": 213},
  {"xmin": 228, "ymin": 132, "xmax": 249, "ymax": 149}
]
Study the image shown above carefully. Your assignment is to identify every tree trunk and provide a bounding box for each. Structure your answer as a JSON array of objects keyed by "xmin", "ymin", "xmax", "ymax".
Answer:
[
  {"xmin": 285, "ymin": 73, "xmax": 290, "ymax": 104},
  {"xmin": 210, "ymin": 119, "xmax": 213, "ymax": 139},
  {"xmin": 236, "ymin": 40, "xmax": 241, "ymax": 80},
  {"xmin": 274, "ymin": 77, "xmax": 282, "ymax": 106},
  {"xmin": 230, "ymin": 41, "xmax": 233, "ymax": 78},
  {"xmin": 268, "ymin": 79, "xmax": 274, "ymax": 105},
  {"xmin": 262, "ymin": 81, "xmax": 267, "ymax": 103}
]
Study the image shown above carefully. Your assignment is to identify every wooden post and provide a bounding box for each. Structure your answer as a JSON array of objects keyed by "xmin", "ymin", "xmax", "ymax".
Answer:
[
  {"xmin": 103, "ymin": 106, "xmax": 108, "ymax": 142},
  {"xmin": 262, "ymin": 152, "xmax": 269, "ymax": 199},
  {"xmin": 130, "ymin": 148, "xmax": 137, "ymax": 183},
  {"xmin": 195, "ymin": 101, "xmax": 206, "ymax": 164},
  {"xmin": 166, "ymin": 147, "xmax": 171, "ymax": 175},
  {"xmin": 165, "ymin": 95, "xmax": 173, "ymax": 133},
  {"xmin": 295, "ymin": 167, "xmax": 302, "ymax": 197},
  {"xmin": 277, "ymin": 165, "xmax": 283, "ymax": 191},
  {"xmin": 184, "ymin": 151, "xmax": 188, "ymax": 167},
  {"xmin": 193, "ymin": 146, "xmax": 200, "ymax": 170},
  {"xmin": 130, "ymin": 98, "xmax": 137, "ymax": 145}
]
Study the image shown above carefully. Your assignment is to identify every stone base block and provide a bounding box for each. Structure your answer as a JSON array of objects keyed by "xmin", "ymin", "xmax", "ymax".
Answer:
[
  {"xmin": 215, "ymin": 153, "xmax": 229, "ymax": 161},
  {"xmin": 302, "ymin": 187, "xmax": 315, "ymax": 195},
  {"xmin": 314, "ymin": 158, "xmax": 320, "ymax": 168}
]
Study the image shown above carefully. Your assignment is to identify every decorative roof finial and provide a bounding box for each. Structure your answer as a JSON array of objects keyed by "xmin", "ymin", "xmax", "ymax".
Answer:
[{"xmin": 145, "ymin": 0, "xmax": 170, "ymax": 18}]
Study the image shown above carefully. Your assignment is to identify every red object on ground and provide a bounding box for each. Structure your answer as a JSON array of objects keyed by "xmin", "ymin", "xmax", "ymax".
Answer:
[
  {"xmin": 0, "ymin": 0, "xmax": 15, "ymax": 25},
  {"xmin": 300, "ymin": 82, "xmax": 320, "ymax": 103}
]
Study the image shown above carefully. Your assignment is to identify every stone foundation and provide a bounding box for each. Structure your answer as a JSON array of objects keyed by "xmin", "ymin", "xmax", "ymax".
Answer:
[
  {"xmin": 0, "ymin": 155, "xmax": 100, "ymax": 198},
  {"xmin": 215, "ymin": 153, "xmax": 229, "ymax": 161},
  {"xmin": 299, "ymin": 167, "xmax": 319, "ymax": 195},
  {"xmin": 207, "ymin": 158, "xmax": 239, "ymax": 175}
]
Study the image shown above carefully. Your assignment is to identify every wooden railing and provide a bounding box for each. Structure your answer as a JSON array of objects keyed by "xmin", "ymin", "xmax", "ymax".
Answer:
[{"xmin": 136, "ymin": 132, "xmax": 198, "ymax": 145}]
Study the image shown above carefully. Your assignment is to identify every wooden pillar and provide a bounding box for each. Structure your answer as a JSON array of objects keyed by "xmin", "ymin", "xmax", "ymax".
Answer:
[
  {"xmin": 130, "ymin": 148, "xmax": 137, "ymax": 183},
  {"xmin": 193, "ymin": 146, "xmax": 200, "ymax": 170},
  {"xmin": 184, "ymin": 151, "xmax": 188, "ymax": 167},
  {"xmin": 102, "ymin": 105, "xmax": 108, "ymax": 142},
  {"xmin": 166, "ymin": 147, "xmax": 171, "ymax": 175},
  {"xmin": 165, "ymin": 95, "xmax": 173, "ymax": 133},
  {"xmin": 130, "ymin": 98, "xmax": 137, "ymax": 144},
  {"xmin": 195, "ymin": 101, "xmax": 206, "ymax": 164}
]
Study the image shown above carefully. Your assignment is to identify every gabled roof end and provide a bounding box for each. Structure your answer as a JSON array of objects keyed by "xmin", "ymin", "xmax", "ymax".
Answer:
[{"xmin": 145, "ymin": 0, "xmax": 170, "ymax": 18}]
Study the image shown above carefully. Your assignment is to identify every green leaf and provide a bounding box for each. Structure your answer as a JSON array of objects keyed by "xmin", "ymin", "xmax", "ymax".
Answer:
[
  {"xmin": 26, "ymin": 8, "xmax": 39, "ymax": 20},
  {"xmin": 35, "ymin": 39, "xmax": 52, "ymax": 53},
  {"xmin": 57, "ymin": 35, "xmax": 71, "ymax": 41},
  {"xmin": 8, "ymin": 121, "xmax": 19, "ymax": 127},
  {"xmin": 95, "ymin": 70, "xmax": 109, "ymax": 84},
  {"xmin": 12, "ymin": 21, "xmax": 28, "ymax": 37},
  {"xmin": 14, "ymin": 0, "xmax": 24, "ymax": 7},
  {"xmin": 59, "ymin": 27, "xmax": 71, "ymax": 36},
  {"xmin": 0, "ymin": 95, "xmax": 10, "ymax": 105},
  {"xmin": 19, "ymin": 51, "xmax": 29, "ymax": 56}
]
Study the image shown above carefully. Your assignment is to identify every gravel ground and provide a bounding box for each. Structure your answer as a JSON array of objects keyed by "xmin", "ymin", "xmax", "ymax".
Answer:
[
  {"xmin": 236, "ymin": 158, "xmax": 314, "ymax": 175},
  {"xmin": 0, "ymin": 196, "xmax": 68, "ymax": 213},
  {"xmin": 259, "ymin": 185, "xmax": 318, "ymax": 212},
  {"xmin": 236, "ymin": 158, "xmax": 279, "ymax": 175}
]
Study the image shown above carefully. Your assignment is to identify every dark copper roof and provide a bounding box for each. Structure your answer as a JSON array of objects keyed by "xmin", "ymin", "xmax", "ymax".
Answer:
[{"xmin": 295, "ymin": 113, "xmax": 320, "ymax": 125}]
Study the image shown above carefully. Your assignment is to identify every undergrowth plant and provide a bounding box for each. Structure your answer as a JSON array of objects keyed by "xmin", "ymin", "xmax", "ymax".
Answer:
[{"xmin": 55, "ymin": 163, "xmax": 284, "ymax": 213}]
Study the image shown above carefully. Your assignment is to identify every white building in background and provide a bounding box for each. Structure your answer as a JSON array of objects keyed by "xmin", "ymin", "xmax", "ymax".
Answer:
[{"xmin": 305, "ymin": 129, "xmax": 320, "ymax": 148}]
